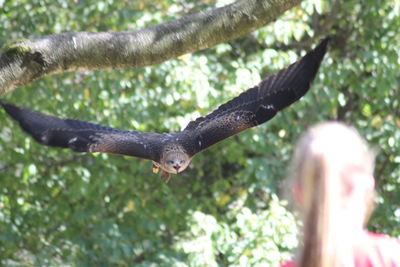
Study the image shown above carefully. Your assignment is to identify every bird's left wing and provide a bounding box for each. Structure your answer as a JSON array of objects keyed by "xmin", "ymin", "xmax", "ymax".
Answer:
[
  {"xmin": 181, "ymin": 37, "xmax": 329, "ymax": 156},
  {"xmin": 1, "ymin": 103, "xmax": 163, "ymax": 161}
]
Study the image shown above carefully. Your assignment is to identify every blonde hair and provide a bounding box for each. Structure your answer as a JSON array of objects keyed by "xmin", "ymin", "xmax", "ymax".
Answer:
[{"xmin": 290, "ymin": 122, "xmax": 375, "ymax": 267}]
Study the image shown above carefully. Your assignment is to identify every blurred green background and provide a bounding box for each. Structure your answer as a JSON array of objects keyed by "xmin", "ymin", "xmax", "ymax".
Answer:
[{"xmin": 0, "ymin": 0, "xmax": 399, "ymax": 266}]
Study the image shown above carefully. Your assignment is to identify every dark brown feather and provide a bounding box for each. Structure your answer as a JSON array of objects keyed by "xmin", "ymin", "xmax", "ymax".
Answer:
[
  {"xmin": 182, "ymin": 37, "xmax": 329, "ymax": 156},
  {"xmin": 1, "ymin": 103, "xmax": 164, "ymax": 161}
]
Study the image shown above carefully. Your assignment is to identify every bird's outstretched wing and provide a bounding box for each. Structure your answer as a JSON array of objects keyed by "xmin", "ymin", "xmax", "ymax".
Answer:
[
  {"xmin": 1, "ymin": 103, "xmax": 163, "ymax": 161},
  {"xmin": 182, "ymin": 37, "xmax": 329, "ymax": 156}
]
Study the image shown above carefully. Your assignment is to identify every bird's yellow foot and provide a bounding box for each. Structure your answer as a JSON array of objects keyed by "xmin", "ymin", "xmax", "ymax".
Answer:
[{"xmin": 152, "ymin": 164, "xmax": 159, "ymax": 174}]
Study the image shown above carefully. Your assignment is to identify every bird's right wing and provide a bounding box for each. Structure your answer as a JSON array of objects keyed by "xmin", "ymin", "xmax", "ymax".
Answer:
[{"xmin": 1, "ymin": 103, "xmax": 163, "ymax": 161}]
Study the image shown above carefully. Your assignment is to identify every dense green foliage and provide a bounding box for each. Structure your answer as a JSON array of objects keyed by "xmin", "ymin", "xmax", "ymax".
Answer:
[{"xmin": 0, "ymin": 0, "xmax": 399, "ymax": 265}]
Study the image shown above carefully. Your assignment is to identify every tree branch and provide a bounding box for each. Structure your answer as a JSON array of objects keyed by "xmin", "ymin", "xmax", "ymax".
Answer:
[{"xmin": 0, "ymin": 0, "xmax": 302, "ymax": 95}]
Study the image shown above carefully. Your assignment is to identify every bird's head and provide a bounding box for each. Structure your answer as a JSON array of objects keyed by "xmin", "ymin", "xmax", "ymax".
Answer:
[{"xmin": 161, "ymin": 151, "xmax": 191, "ymax": 174}]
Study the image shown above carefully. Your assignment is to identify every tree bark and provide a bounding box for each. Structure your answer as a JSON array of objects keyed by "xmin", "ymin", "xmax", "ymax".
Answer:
[{"xmin": 0, "ymin": 0, "xmax": 302, "ymax": 95}]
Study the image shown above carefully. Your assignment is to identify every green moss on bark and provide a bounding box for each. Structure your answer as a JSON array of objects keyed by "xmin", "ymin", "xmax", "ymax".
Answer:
[{"xmin": 2, "ymin": 39, "xmax": 32, "ymax": 58}]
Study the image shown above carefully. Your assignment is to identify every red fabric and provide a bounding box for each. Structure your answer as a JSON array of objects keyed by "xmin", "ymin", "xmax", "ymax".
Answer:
[
  {"xmin": 280, "ymin": 232, "xmax": 400, "ymax": 267},
  {"xmin": 280, "ymin": 260, "xmax": 295, "ymax": 267}
]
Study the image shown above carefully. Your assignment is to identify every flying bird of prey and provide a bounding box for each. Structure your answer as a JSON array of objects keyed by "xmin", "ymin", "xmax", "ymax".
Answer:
[{"xmin": 1, "ymin": 38, "xmax": 329, "ymax": 183}]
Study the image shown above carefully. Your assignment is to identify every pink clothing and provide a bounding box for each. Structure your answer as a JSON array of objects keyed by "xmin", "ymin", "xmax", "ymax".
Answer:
[{"xmin": 281, "ymin": 232, "xmax": 400, "ymax": 267}]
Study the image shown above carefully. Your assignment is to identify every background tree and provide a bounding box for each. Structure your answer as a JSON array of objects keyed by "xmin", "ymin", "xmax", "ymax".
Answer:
[{"xmin": 0, "ymin": 0, "xmax": 399, "ymax": 266}]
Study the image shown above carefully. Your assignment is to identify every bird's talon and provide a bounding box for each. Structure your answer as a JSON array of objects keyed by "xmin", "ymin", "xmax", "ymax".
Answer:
[
  {"xmin": 161, "ymin": 171, "xmax": 171, "ymax": 183},
  {"xmin": 152, "ymin": 165, "xmax": 159, "ymax": 174}
]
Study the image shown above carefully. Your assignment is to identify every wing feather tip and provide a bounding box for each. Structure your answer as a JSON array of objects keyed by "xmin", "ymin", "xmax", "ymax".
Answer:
[
  {"xmin": 1, "ymin": 102, "xmax": 20, "ymax": 118},
  {"xmin": 310, "ymin": 36, "xmax": 330, "ymax": 62}
]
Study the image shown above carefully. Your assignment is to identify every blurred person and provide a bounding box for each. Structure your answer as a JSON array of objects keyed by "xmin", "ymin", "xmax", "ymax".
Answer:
[{"xmin": 281, "ymin": 121, "xmax": 400, "ymax": 267}]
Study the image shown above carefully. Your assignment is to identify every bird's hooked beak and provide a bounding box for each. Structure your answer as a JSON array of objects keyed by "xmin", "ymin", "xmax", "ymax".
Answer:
[{"xmin": 173, "ymin": 165, "xmax": 181, "ymax": 173}]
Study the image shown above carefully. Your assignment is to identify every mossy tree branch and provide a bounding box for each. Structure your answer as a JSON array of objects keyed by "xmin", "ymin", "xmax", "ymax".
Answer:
[{"xmin": 0, "ymin": 0, "xmax": 302, "ymax": 95}]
